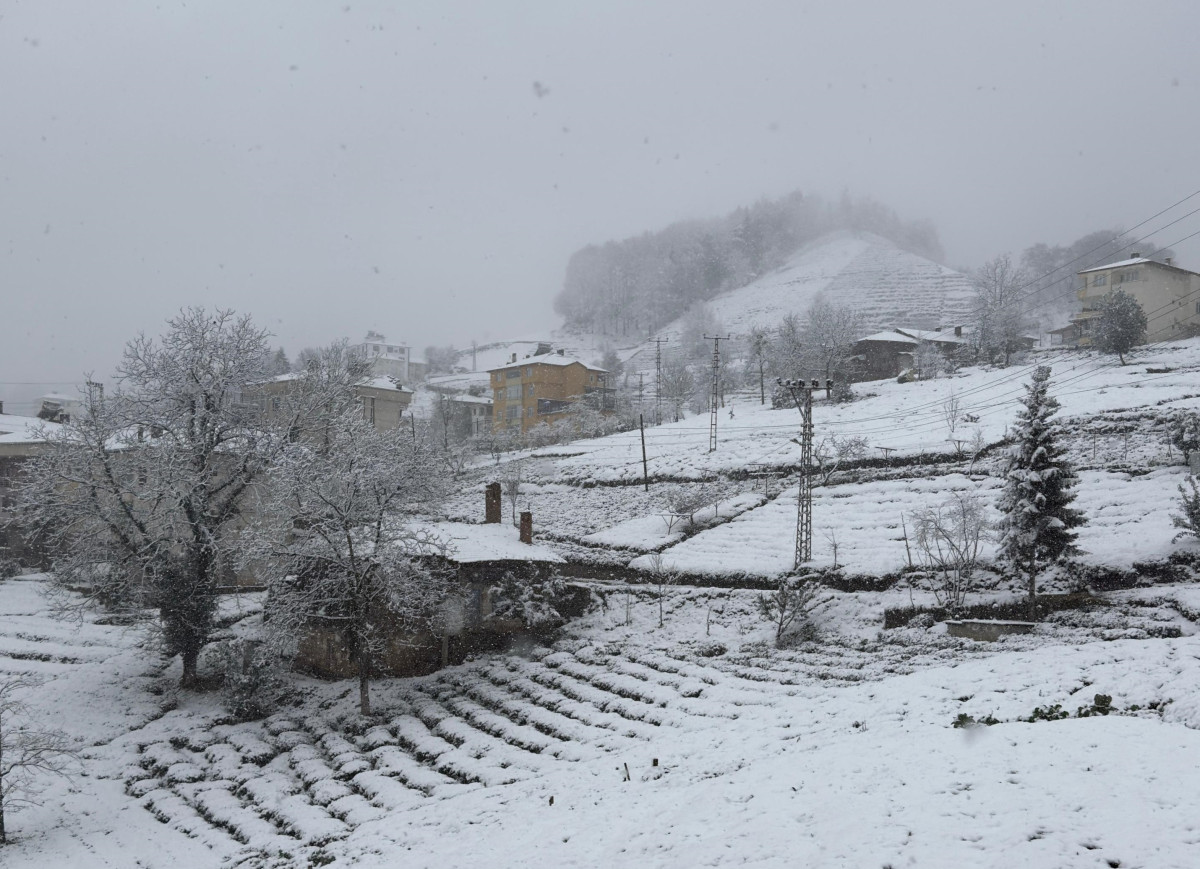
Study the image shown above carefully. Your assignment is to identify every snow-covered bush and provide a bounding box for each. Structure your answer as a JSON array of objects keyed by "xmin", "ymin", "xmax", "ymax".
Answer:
[
  {"xmin": 487, "ymin": 571, "xmax": 567, "ymax": 630},
  {"xmin": 661, "ymin": 483, "xmax": 714, "ymax": 533},
  {"xmin": 757, "ymin": 576, "xmax": 824, "ymax": 647},
  {"xmin": 211, "ymin": 639, "xmax": 290, "ymax": 723},
  {"xmin": 911, "ymin": 491, "xmax": 990, "ymax": 616},
  {"xmin": 1167, "ymin": 411, "xmax": 1200, "ymax": 464},
  {"xmin": 1172, "ymin": 478, "xmax": 1200, "ymax": 543},
  {"xmin": 0, "ymin": 556, "xmax": 19, "ymax": 581}
]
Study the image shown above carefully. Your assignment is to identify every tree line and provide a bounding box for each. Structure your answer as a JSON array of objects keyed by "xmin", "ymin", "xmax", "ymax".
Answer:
[{"xmin": 553, "ymin": 190, "xmax": 943, "ymax": 338}]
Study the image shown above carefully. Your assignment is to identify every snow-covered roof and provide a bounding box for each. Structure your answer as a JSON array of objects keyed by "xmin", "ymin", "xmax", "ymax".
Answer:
[
  {"xmin": 358, "ymin": 376, "xmax": 413, "ymax": 393},
  {"xmin": 0, "ymin": 413, "xmax": 61, "ymax": 447},
  {"xmin": 856, "ymin": 331, "xmax": 918, "ymax": 345},
  {"xmin": 491, "ymin": 354, "xmax": 605, "ymax": 374},
  {"xmin": 894, "ymin": 328, "xmax": 965, "ymax": 344},
  {"xmin": 1077, "ymin": 257, "xmax": 1151, "ymax": 274},
  {"xmin": 263, "ymin": 372, "xmax": 413, "ymax": 393},
  {"xmin": 417, "ymin": 521, "xmax": 564, "ymax": 564},
  {"xmin": 447, "ymin": 394, "xmax": 492, "ymax": 406}
]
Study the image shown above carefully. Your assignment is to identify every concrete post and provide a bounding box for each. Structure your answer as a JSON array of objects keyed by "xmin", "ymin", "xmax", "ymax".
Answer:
[
  {"xmin": 485, "ymin": 482, "xmax": 502, "ymax": 523},
  {"xmin": 519, "ymin": 511, "xmax": 533, "ymax": 544}
]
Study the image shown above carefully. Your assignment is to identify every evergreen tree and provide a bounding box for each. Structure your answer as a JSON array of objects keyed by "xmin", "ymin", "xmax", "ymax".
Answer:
[
  {"xmin": 1092, "ymin": 289, "xmax": 1147, "ymax": 364},
  {"xmin": 996, "ymin": 366, "xmax": 1085, "ymax": 619}
]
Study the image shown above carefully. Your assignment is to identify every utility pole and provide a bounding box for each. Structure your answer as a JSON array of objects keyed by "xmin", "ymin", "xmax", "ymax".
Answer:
[
  {"xmin": 650, "ymin": 337, "xmax": 668, "ymax": 426},
  {"xmin": 780, "ymin": 377, "xmax": 831, "ymax": 568},
  {"xmin": 640, "ymin": 414, "xmax": 649, "ymax": 492},
  {"xmin": 704, "ymin": 335, "xmax": 729, "ymax": 453},
  {"xmin": 637, "ymin": 372, "xmax": 645, "ymax": 418}
]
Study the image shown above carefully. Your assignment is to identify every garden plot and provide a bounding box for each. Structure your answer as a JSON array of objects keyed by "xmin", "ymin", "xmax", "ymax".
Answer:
[
  {"xmin": 8, "ymin": 573, "xmax": 1200, "ymax": 867},
  {"xmin": 487, "ymin": 341, "xmax": 1200, "ymax": 493},
  {"xmin": 630, "ymin": 465, "xmax": 1196, "ymax": 579},
  {"xmin": 582, "ymin": 492, "xmax": 765, "ymax": 553}
]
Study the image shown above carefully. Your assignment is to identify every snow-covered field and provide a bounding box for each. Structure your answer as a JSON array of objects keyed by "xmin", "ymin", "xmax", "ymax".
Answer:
[
  {"xmin": 5, "ymin": 574, "xmax": 1200, "ymax": 868},
  {"xmin": 443, "ymin": 339, "xmax": 1200, "ymax": 582},
  {"xmin": 9, "ymin": 340, "xmax": 1200, "ymax": 867}
]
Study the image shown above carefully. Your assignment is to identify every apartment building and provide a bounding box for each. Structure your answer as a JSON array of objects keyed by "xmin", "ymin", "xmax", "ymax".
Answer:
[
  {"xmin": 1072, "ymin": 255, "xmax": 1200, "ymax": 344},
  {"xmin": 488, "ymin": 350, "xmax": 608, "ymax": 433}
]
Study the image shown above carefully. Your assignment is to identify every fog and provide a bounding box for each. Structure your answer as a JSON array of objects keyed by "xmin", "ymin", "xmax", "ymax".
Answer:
[{"xmin": 2, "ymin": 0, "xmax": 1198, "ymax": 412}]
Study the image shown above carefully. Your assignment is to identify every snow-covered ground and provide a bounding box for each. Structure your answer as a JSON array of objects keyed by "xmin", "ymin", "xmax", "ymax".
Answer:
[
  {"xmin": 5, "ymin": 574, "xmax": 1200, "ymax": 868},
  {"xmin": 442, "ymin": 339, "xmax": 1200, "ymax": 582},
  {"xmin": 9, "ymin": 339, "xmax": 1200, "ymax": 867}
]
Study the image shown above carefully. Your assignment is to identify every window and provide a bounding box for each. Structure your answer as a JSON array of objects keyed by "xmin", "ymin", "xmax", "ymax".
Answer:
[
  {"xmin": 525, "ymin": 367, "xmax": 533, "ymax": 377},
  {"xmin": 506, "ymin": 369, "xmax": 521, "ymax": 379},
  {"xmin": 506, "ymin": 405, "xmax": 519, "ymax": 420},
  {"xmin": 1118, "ymin": 269, "xmax": 1140, "ymax": 283},
  {"xmin": 494, "ymin": 389, "xmax": 503, "ymax": 403},
  {"xmin": 1092, "ymin": 274, "xmax": 1107, "ymax": 287},
  {"xmin": 364, "ymin": 397, "xmax": 376, "ymax": 425},
  {"xmin": 1195, "ymin": 301, "xmax": 1200, "ymax": 315},
  {"xmin": 525, "ymin": 383, "xmax": 536, "ymax": 397},
  {"xmin": 525, "ymin": 406, "xmax": 534, "ymax": 417},
  {"xmin": 506, "ymin": 385, "xmax": 521, "ymax": 400}
]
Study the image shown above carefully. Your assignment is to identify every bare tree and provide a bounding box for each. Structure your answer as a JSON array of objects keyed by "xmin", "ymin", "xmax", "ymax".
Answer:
[
  {"xmin": 645, "ymin": 553, "xmax": 680, "ymax": 628},
  {"xmin": 812, "ymin": 435, "xmax": 868, "ymax": 486},
  {"xmin": 757, "ymin": 576, "xmax": 825, "ymax": 647},
  {"xmin": 748, "ymin": 327, "xmax": 772, "ymax": 405},
  {"xmin": 911, "ymin": 491, "xmax": 990, "ymax": 615},
  {"xmin": 803, "ymin": 295, "xmax": 863, "ymax": 383},
  {"xmin": 972, "ymin": 255, "xmax": 1030, "ymax": 366},
  {"xmin": 501, "ymin": 462, "xmax": 523, "ymax": 526},
  {"xmin": 16, "ymin": 309, "xmax": 322, "ymax": 687},
  {"xmin": 1, "ymin": 675, "xmax": 79, "ymax": 845},
  {"xmin": 246, "ymin": 381, "xmax": 449, "ymax": 716},
  {"xmin": 942, "ymin": 391, "xmax": 962, "ymax": 438},
  {"xmin": 914, "ymin": 341, "xmax": 946, "ymax": 380},
  {"xmin": 661, "ymin": 483, "xmax": 714, "ymax": 533},
  {"xmin": 657, "ymin": 358, "xmax": 696, "ymax": 423}
]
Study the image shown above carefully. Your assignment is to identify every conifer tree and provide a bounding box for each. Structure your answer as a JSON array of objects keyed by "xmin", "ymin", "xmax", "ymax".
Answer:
[{"xmin": 996, "ymin": 366, "xmax": 1085, "ymax": 620}]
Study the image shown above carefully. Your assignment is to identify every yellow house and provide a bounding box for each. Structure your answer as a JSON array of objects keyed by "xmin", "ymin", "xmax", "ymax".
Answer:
[
  {"xmin": 489, "ymin": 350, "xmax": 609, "ymax": 433},
  {"xmin": 1073, "ymin": 255, "xmax": 1200, "ymax": 344}
]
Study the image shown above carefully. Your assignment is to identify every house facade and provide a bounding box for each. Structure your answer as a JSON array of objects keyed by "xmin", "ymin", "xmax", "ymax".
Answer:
[
  {"xmin": 489, "ymin": 350, "xmax": 609, "ymax": 433},
  {"xmin": 352, "ymin": 331, "xmax": 426, "ymax": 383},
  {"xmin": 248, "ymin": 373, "xmax": 413, "ymax": 432},
  {"xmin": 0, "ymin": 411, "xmax": 61, "ymax": 565},
  {"xmin": 1072, "ymin": 256, "xmax": 1200, "ymax": 344}
]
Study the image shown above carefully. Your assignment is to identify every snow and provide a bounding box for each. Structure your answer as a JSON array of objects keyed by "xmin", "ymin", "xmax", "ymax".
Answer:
[
  {"xmin": 639, "ymin": 232, "xmax": 978, "ymax": 351},
  {"xmin": 490, "ymin": 353, "xmax": 603, "ymax": 372},
  {"xmin": 6, "ymin": 573, "xmax": 1200, "ymax": 867},
  {"xmin": 12, "ymin": 339, "xmax": 1200, "ymax": 866},
  {"xmin": 1078, "ymin": 257, "xmax": 1153, "ymax": 273},
  {"xmin": 415, "ymin": 520, "xmax": 565, "ymax": 563},
  {"xmin": 0, "ymin": 412, "xmax": 61, "ymax": 445}
]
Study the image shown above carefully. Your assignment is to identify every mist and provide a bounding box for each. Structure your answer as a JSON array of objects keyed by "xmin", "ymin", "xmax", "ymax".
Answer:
[{"xmin": 3, "ymin": 0, "xmax": 1198, "ymax": 413}]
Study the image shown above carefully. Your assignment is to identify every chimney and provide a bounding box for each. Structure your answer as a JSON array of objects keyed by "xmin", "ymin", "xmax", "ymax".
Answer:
[
  {"xmin": 0, "ymin": 400, "xmax": 4, "ymax": 415},
  {"xmin": 1131, "ymin": 251, "xmax": 1141, "ymax": 259},
  {"xmin": 954, "ymin": 325, "xmax": 962, "ymax": 337},
  {"xmin": 519, "ymin": 511, "xmax": 533, "ymax": 544},
  {"xmin": 485, "ymin": 482, "xmax": 502, "ymax": 524},
  {"xmin": 1166, "ymin": 257, "xmax": 1174, "ymax": 267},
  {"xmin": 557, "ymin": 348, "xmax": 565, "ymax": 356},
  {"xmin": 510, "ymin": 353, "xmax": 517, "ymax": 363}
]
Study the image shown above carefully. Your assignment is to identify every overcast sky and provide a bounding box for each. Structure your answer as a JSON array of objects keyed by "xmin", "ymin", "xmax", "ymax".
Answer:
[{"xmin": 2, "ymin": 0, "xmax": 1198, "ymax": 411}]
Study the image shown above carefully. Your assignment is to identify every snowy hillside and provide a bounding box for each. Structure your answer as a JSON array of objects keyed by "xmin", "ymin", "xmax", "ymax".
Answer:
[
  {"xmin": 9, "ymin": 341, "xmax": 1200, "ymax": 868},
  {"xmin": 443, "ymin": 338, "xmax": 1200, "ymax": 581},
  {"xmin": 6, "ymin": 573, "xmax": 1200, "ymax": 869},
  {"xmin": 620, "ymin": 231, "xmax": 976, "ymax": 374}
]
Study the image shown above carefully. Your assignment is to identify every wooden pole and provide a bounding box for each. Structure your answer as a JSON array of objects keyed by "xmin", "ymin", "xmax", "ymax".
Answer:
[{"xmin": 640, "ymin": 414, "xmax": 649, "ymax": 492}]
